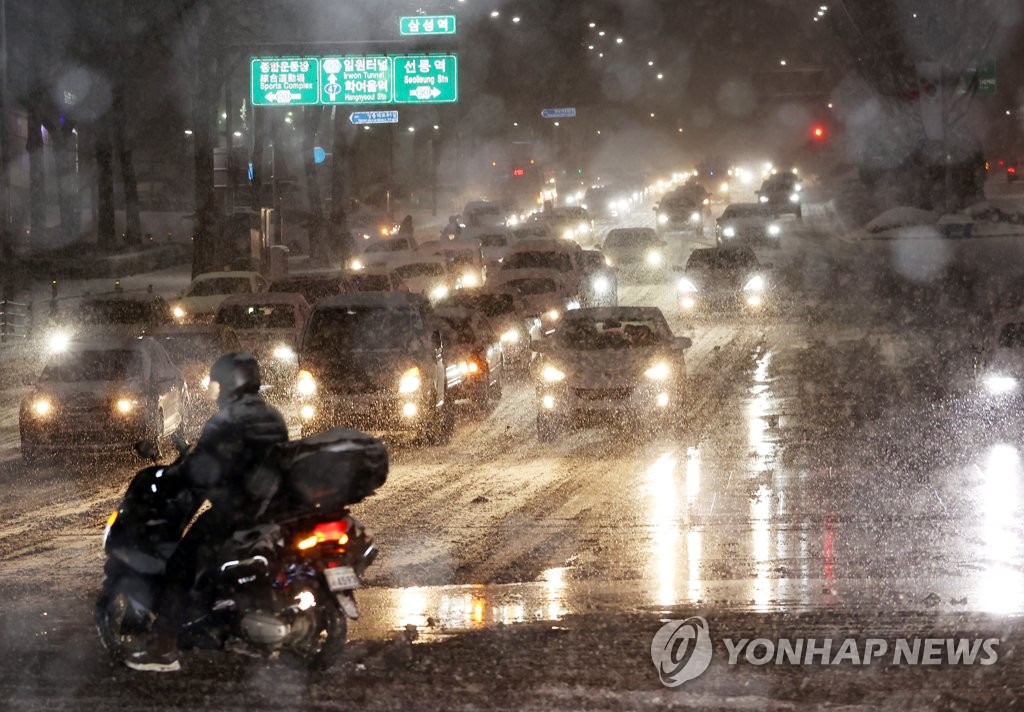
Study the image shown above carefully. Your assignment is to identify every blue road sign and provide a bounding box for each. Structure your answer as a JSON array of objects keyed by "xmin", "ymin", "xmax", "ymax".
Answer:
[
  {"xmin": 541, "ymin": 107, "xmax": 576, "ymax": 119},
  {"xmin": 349, "ymin": 110, "xmax": 400, "ymax": 125},
  {"xmin": 313, "ymin": 146, "xmax": 327, "ymax": 164}
]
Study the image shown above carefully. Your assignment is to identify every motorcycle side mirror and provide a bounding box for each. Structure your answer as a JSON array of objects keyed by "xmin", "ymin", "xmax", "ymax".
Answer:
[{"xmin": 133, "ymin": 440, "xmax": 159, "ymax": 462}]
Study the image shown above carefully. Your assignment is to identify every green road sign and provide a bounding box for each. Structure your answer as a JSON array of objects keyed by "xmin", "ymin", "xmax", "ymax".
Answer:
[
  {"xmin": 400, "ymin": 15, "xmax": 456, "ymax": 36},
  {"xmin": 251, "ymin": 57, "xmax": 320, "ymax": 106},
  {"xmin": 321, "ymin": 56, "xmax": 392, "ymax": 105},
  {"xmin": 960, "ymin": 60, "xmax": 996, "ymax": 95},
  {"xmin": 393, "ymin": 54, "xmax": 458, "ymax": 104}
]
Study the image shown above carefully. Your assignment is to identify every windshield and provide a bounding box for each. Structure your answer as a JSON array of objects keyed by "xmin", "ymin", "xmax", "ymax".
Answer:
[
  {"xmin": 687, "ymin": 249, "xmax": 758, "ymax": 270},
  {"xmin": 443, "ymin": 293, "xmax": 516, "ymax": 318},
  {"xmin": 80, "ymin": 299, "xmax": 165, "ymax": 325},
  {"xmin": 394, "ymin": 263, "xmax": 446, "ymax": 280},
  {"xmin": 604, "ymin": 230, "xmax": 659, "ymax": 248},
  {"xmin": 304, "ymin": 307, "xmax": 422, "ymax": 352},
  {"xmin": 269, "ymin": 278, "xmax": 340, "ymax": 302},
  {"xmin": 155, "ymin": 334, "xmax": 222, "ymax": 364},
  {"xmin": 501, "ymin": 252, "xmax": 572, "ymax": 272},
  {"xmin": 41, "ymin": 349, "xmax": 142, "ymax": 382},
  {"xmin": 502, "ymin": 278, "xmax": 559, "ymax": 297},
  {"xmin": 722, "ymin": 205, "xmax": 769, "ymax": 219},
  {"xmin": 437, "ymin": 316, "xmax": 477, "ymax": 345},
  {"xmin": 341, "ymin": 274, "xmax": 391, "ymax": 292},
  {"xmin": 186, "ymin": 277, "xmax": 251, "ymax": 297},
  {"xmin": 215, "ymin": 303, "xmax": 296, "ymax": 330},
  {"xmin": 364, "ymin": 239, "xmax": 412, "ymax": 253},
  {"xmin": 556, "ymin": 315, "xmax": 670, "ymax": 350}
]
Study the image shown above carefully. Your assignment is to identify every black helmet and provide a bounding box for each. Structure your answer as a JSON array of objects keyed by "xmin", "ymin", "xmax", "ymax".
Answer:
[{"xmin": 209, "ymin": 352, "xmax": 261, "ymax": 407}]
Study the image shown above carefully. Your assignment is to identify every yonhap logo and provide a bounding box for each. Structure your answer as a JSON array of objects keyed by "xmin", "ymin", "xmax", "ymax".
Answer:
[{"xmin": 650, "ymin": 616, "xmax": 713, "ymax": 687}]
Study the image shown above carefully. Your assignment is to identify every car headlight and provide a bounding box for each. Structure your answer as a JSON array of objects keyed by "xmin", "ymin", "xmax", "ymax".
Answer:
[
  {"xmin": 431, "ymin": 284, "xmax": 449, "ymax": 300},
  {"xmin": 46, "ymin": 330, "xmax": 71, "ymax": 354},
  {"xmin": 577, "ymin": 222, "xmax": 589, "ymax": 235},
  {"xmin": 171, "ymin": 305, "xmax": 186, "ymax": 320},
  {"xmin": 461, "ymin": 272, "xmax": 479, "ymax": 288},
  {"xmin": 562, "ymin": 228, "xmax": 575, "ymax": 240},
  {"xmin": 544, "ymin": 308, "xmax": 560, "ymax": 322},
  {"xmin": 677, "ymin": 278, "xmax": 699, "ymax": 293},
  {"xmin": 984, "ymin": 375, "xmax": 1019, "ymax": 395},
  {"xmin": 644, "ymin": 361, "xmax": 671, "ymax": 381},
  {"xmin": 30, "ymin": 398, "xmax": 52, "ymax": 417},
  {"xmin": 201, "ymin": 375, "xmax": 210, "ymax": 390},
  {"xmin": 592, "ymin": 276, "xmax": 610, "ymax": 294},
  {"xmin": 795, "ymin": 183, "xmax": 803, "ymax": 192},
  {"xmin": 273, "ymin": 344, "xmax": 296, "ymax": 361},
  {"xmin": 722, "ymin": 226, "xmax": 736, "ymax": 238},
  {"xmin": 743, "ymin": 275, "xmax": 766, "ymax": 292},
  {"xmin": 115, "ymin": 398, "xmax": 136, "ymax": 415},
  {"xmin": 789, "ymin": 193, "xmax": 800, "ymax": 203},
  {"xmin": 689, "ymin": 211, "xmax": 700, "ymax": 223},
  {"xmin": 645, "ymin": 250, "xmax": 663, "ymax": 267},
  {"xmin": 296, "ymin": 369, "xmax": 317, "ymax": 396},
  {"xmin": 758, "ymin": 195, "xmax": 769, "ymax": 203},
  {"xmin": 657, "ymin": 213, "xmax": 669, "ymax": 225},
  {"xmin": 768, "ymin": 224, "xmax": 781, "ymax": 237},
  {"xmin": 541, "ymin": 364, "xmax": 566, "ymax": 383},
  {"xmin": 500, "ymin": 328, "xmax": 520, "ymax": 344},
  {"xmin": 507, "ymin": 215, "xmax": 520, "ymax": 227},
  {"xmin": 349, "ymin": 258, "xmax": 364, "ymax": 271},
  {"xmin": 399, "ymin": 366, "xmax": 422, "ymax": 394}
]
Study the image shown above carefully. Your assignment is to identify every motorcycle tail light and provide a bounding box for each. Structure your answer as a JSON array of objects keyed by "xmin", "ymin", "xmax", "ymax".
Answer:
[{"xmin": 296, "ymin": 519, "xmax": 350, "ymax": 550}]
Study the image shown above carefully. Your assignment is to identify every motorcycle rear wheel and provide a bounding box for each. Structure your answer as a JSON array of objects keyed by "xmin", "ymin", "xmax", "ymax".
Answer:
[
  {"xmin": 95, "ymin": 574, "xmax": 155, "ymax": 662},
  {"xmin": 286, "ymin": 585, "xmax": 347, "ymax": 671}
]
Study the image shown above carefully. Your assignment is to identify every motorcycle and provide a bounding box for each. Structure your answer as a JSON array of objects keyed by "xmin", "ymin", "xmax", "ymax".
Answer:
[{"xmin": 95, "ymin": 428, "xmax": 387, "ymax": 670}]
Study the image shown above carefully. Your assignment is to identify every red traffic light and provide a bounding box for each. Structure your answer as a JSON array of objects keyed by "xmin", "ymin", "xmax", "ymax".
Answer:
[
  {"xmin": 512, "ymin": 167, "xmax": 525, "ymax": 177},
  {"xmin": 812, "ymin": 125, "xmax": 825, "ymax": 139}
]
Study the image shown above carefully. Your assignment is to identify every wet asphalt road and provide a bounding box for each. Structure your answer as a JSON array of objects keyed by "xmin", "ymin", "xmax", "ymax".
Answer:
[{"xmin": 3, "ymin": 196, "xmax": 1024, "ymax": 708}]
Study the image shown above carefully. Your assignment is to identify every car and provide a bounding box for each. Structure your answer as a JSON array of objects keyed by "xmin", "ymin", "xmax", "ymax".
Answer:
[
  {"xmin": 269, "ymin": 271, "xmax": 347, "ymax": 304},
  {"xmin": 20, "ymin": 336, "xmax": 187, "ymax": 459},
  {"xmin": 675, "ymin": 246, "xmax": 771, "ymax": 314},
  {"xmin": 339, "ymin": 267, "xmax": 408, "ymax": 293},
  {"xmin": 577, "ymin": 249, "xmax": 618, "ymax": 307},
  {"xmin": 462, "ymin": 200, "xmax": 507, "ymax": 228},
  {"xmin": 295, "ymin": 292, "xmax": 458, "ymax": 444},
  {"xmin": 512, "ymin": 223, "xmax": 554, "ymax": 242},
  {"xmin": 655, "ymin": 185, "xmax": 708, "ymax": 233},
  {"xmin": 171, "ymin": 271, "xmax": 269, "ymax": 323},
  {"xmin": 757, "ymin": 171, "xmax": 803, "ymax": 217},
  {"xmin": 76, "ymin": 292, "xmax": 173, "ymax": 334},
  {"xmin": 418, "ymin": 238, "xmax": 486, "ymax": 289},
  {"xmin": 348, "ymin": 208, "xmax": 399, "ymax": 241},
  {"xmin": 487, "ymin": 268, "xmax": 579, "ymax": 337},
  {"xmin": 352, "ymin": 236, "xmax": 419, "ymax": 270},
  {"xmin": 461, "ymin": 226, "xmax": 515, "ymax": 266},
  {"xmin": 150, "ymin": 323, "xmax": 242, "ymax": 432},
  {"xmin": 601, "ymin": 228, "xmax": 668, "ymax": 280},
  {"xmin": 716, "ymin": 203, "xmax": 782, "ymax": 247},
  {"xmin": 581, "ymin": 185, "xmax": 631, "ymax": 220},
  {"xmin": 978, "ymin": 312, "xmax": 1024, "ymax": 402},
  {"xmin": 529, "ymin": 209, "xmax": 591, "ymax": 243},
  {"xmin": 436, "ymin": 290, "xmax": 531, "ymax": 370},
  {"xmin": 531, "ymin": 306, "xmax": 692, "ymax": 441},
  {"xmin": 499, "ymin": 238, "xmax": 586, "ymax": 296},
  {"xmin": 213, "ymin": 293, "xmax": 310, "ymax": 394},
  {"xmin": 386, "ymin": 255, "xmax": 454, "ymax": 302},
  {"xmin": 432, "ymin": 306, "xmax": 504, "ymax": 411}
]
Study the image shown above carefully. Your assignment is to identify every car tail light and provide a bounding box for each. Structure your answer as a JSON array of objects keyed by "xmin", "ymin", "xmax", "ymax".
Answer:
[
  {"xmin": 296, "ymin": 519, "xmax": 350, "ymax": 550},
  {"xmin": 1009, "ymin": 166, "xmax": 1017, "ymax": 175}
]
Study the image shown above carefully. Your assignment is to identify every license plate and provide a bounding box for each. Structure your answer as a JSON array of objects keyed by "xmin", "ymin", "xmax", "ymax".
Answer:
[{"xmin": 324, "ymin": 566, "xmax": 361, "ymax": 592}]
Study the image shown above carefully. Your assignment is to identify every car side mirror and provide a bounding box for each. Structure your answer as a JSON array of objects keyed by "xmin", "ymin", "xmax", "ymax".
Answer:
[{"xmin": 674, "ymin": 336, "xmax": 693, "ymax": 350}]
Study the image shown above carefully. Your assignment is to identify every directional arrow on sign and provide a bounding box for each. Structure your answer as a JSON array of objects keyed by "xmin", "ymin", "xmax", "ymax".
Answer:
[{"xmin": 409, "ymin": 86, "xmax": 442, "ymax": 100}]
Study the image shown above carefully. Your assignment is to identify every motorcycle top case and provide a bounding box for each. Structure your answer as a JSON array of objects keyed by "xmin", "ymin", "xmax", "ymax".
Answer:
[{"xmin": 275, "ymin": 428, "xmax": 388, "ymax": 513}]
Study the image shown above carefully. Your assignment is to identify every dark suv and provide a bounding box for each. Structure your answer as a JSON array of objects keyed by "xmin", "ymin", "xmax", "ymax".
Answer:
[
  {"xmin": 756, "ymin": 172, "xmax": 802, "ymax": 218},
  {"xmin": 296, "ymin": 292, "xmax": 459, "ymax": 444}
]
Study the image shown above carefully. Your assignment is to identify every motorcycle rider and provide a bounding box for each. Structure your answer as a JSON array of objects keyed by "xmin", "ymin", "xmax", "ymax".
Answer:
[{"xmin": 125, "ymin": 352, "xmax": 288, "ymax": 672}]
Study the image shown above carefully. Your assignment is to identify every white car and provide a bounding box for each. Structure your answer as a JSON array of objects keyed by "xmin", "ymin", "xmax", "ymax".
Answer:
[
  {"xmin": 213, "ymin": 293, "xmax": 311, "ymax": 385},
  {"xmin": 352, "ymin": 236, "xmax": 418, "ymax": 270},
  {"xmin": 385, "ymin": 255, "xmax": 454, "ymax": 302},
  {"xmin": 462, "ymin": 200, "xmax": 507, "ymax": 228},
  {"xmin": 418, "ymin": 238, "xmax": 486, "ymax": 289},
  {"xmin": 171, "ymin": 271, "xmax": 269, "ymax": 322},
  {"xmin": 601, "ymin": 228, "xmax": 668, "ymax": 278},
  {"xmin": 487, "ymin": 268, "xmax": 579, "ymax": 334},
  {"xmin": 499, "ymin": 239, "xmax": 586, "ymax": 296},
  {"xmin": 716, "ymin": 203, "xmax": 782, "ymax": 247},
  {"xmin": 461, "ymin": 226, "xmax": 514, "ymax": 265},
  {"xmin": 532, "ymin": 307, "xmax": 692, "ymax": 441}
]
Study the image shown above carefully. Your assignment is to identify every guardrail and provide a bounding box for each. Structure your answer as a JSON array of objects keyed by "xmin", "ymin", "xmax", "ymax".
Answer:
[{"xmin": 0, "ymin": 299, "xmax": 30, "ymax": 341}]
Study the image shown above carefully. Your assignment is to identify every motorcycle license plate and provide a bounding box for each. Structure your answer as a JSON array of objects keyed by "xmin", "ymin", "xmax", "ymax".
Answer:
[{"xmin": 324, "ymin": 566, "xmax": 361, "ymax": 592}]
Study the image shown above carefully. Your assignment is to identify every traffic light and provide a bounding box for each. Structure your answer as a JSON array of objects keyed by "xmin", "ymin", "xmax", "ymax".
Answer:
[{"xmin": 811, "ymin": 124, "xmax": 826, "ymax": 141}]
